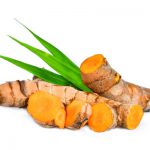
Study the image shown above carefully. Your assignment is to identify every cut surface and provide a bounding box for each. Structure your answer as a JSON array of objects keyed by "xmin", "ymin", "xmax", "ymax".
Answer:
[
  {"xmin": 80, "ymin": 54, "xmax": 105, "ymax": 74},
  {"xmin": 126, "ymin": 105, "xmax": 143, "ymax": 130},
  {"xmin": 55, "ymin": 108, "xmax": 66, "ymax": 128},
  {"xmin": 88, "ymin": 102, "xmax": 114, "ymax": 132},
  {"xmin": 27, "ymin": 91, "xmax": 62, "ymax": 125},
  {"xmin": 65, "ymin": 100, "xmax": 85, "ymax": 128}
]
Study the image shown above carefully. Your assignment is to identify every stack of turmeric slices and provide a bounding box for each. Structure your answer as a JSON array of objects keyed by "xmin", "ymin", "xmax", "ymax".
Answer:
[{"xmin": 0, "ymin": 20, "xmax": 149, "ymax": 132}]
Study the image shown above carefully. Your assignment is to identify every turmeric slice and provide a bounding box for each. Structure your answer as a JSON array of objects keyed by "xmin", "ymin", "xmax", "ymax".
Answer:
[
  {"xmin": 88, "ymin": 102, "xmax": 115, "ymax": 132},
  {"xmin": 80, "ymin": 54, "xmax": 150, "ymax": 111},
  {"xmin": 55, "ymin": 108, "xmax": 66, "ymax": 128},
  {"xmin": 126, "ymin": 105, "xmax": 143, "ymax": 129},
  {"xmin": 65, "ymin": 100, "xmax": 92, "ymax": 129},
  {"xmin": 27, "ymin": 91, "xmax": 66, "ymax": 128}
]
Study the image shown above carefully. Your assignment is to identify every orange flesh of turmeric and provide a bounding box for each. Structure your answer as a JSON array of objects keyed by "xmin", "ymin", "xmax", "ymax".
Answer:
[
  {"xmin": 65, "ymin": 100, "xmax": 85, "ymax": 127},
  {"xmin": 80, "ymin": 54, "xmax": 105, "ymax": 74},
  {"xmin": 55, "ymin": 108, "xmax": 66, "ymax": 128},
  {"xmin": 27, "ymin": 91, "xmax": 65, "ymax": 127},
  {"xmin": 126, "ymin": 105, "xmax": 143, "ymax": 130},
  {"xmin": 88, "ymin": 102, "xmax": 114, "ymax": 132}
]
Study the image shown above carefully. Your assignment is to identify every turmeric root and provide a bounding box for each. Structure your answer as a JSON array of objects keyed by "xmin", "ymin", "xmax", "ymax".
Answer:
[
  {"xmin": 65, "ymin": 100, "xmax": 91, "ymax": 129},
  {"xmin": 0, "ymin": 80, "xmax": 38, "ymax": 107},
  {"xmin": 0, "ymin": 80, "xmax": 144, "ymax": 131},
  {"xmin": 88, "ymin": 98, "xmax": 143, "ymax": 132},
  {"xmin": 88, "ymin": 102, "xmax": 116, "ymax": 132},
  {"xmin": 80, "ymin": 54, "xmax": 150, "ymax": 111},
  {"xmin": 27, "ymin": 91, "xmax": 66, "ymax": 128}
]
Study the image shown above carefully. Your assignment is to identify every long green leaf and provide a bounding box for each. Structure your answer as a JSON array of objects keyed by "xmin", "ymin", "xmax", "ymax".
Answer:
[
  {"xmin": 0, "ymin": 55, "xmax": 71, "ymax": 86},
  {"xmin": 8, "ymin": 36, "xmax": 92, "ymax": 92},
  {"xmin": 15, "ymin": 19, "xmax": 80, "ymax": 72},
  {"xmin": 9, "ymin": 35, "xmax": 80, "ymax": 75}
]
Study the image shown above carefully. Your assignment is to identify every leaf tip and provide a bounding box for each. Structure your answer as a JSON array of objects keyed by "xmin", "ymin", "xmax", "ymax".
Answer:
[
  {"xmin": 7, "ymin": 35, "xmax": 12, "ymax": 38},
  {"xmin": 14, "ymin": 18, "xmax": 23, "ymax": 26}
]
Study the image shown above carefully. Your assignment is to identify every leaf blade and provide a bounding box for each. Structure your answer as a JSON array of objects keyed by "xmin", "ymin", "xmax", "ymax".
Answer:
[
  {"xmin": 8, "ymin": 36, "xmax": 92, "ymax": 92},
  {"xmin": 0, "ymin": 55, "xmax": 71, "ymax": 86},
  {"xmin": 9, "ymin": 35, "xmax": 80, "ymax": 75},
  {"xmin": 15, "ymin": 19, "xmax": 80, "ymax": 72}
]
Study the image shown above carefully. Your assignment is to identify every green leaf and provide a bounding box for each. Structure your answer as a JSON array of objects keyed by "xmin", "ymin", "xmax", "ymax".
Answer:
[
  {"xmin": 0, "ymin": 55, "xmax": 71, "ymax": 86},
  {"xmin": 9, "ymin": 35, "xmax": 80, "ymax": 75},
  {"xmin": 15, "ymin": 19, "xmax": 80, "ymax": 73},
  {"xmin": 8, "ymin": 36, "xmax": 92, "ymax": 92},
  {"xmin": 8, "ymin": 35, "xmax": 81, "ymax": 77}
]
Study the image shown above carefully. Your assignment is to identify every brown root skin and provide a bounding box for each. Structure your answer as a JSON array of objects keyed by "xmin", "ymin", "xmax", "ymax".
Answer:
[
  {"xmin": 27, "ymin": 91, "xmax": 66, "ymax": 128},
  {"xmin": 0, "ymin": 80, "xmax": 144, "ymax": 131},
  {"xmin": 80, "ymin": 54, "xmax": 150, "ymax": 111},
  {"xmin": 0, "ymin": 82, "xmax": 15, "ymax": 106},
  {"xmin": 65, "ymin": 100, "xmax": 92, "ymax": 129},
  {"xmin": 0, "ymin": 80, "xmax": 38, "ymax": 107}
]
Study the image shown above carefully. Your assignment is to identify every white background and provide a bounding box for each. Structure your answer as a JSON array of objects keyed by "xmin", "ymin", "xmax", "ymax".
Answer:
[{"xmin": 0, "ymin": 0, "xmax": 150, "ymax": 150}]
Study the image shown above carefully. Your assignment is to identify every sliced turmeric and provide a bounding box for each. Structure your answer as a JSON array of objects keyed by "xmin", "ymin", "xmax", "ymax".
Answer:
[
  {"xmin": 55, "ymin": 108, "xmax": 66, "ymax": 128},
  {"xmin": 0, "ymin": 80, "xmax": 144, "ymax": 131},
  {"xmin": 88, "ymin": 102, "xmax": 115, "ymax": 132},
  {"xmin": 89, "ymin": 98, "xmax": 143, "ymax": 132},
  {"xmin": 126, "ymin": 105, "xmax": 143, "ymax": 129},
  {"xmin": 65, "ymin": 100, "xmax": 91, "ymax": 129},
  {"xmin": 27, "ymin": 91, "xmax": 66, "ymax": 128},
  {"xmin": 80, "ymin": 54, "xmax": 150, "ymax": 111}
]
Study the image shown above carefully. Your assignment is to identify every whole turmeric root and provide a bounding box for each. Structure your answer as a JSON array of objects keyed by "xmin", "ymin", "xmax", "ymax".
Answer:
[
  {"xmin": 80, "ymin": 54, "xmax": 150, "ymax": 111},
  {"xmin": 0, "ymin": 80, "xmax": 144, "ymax": 131}
]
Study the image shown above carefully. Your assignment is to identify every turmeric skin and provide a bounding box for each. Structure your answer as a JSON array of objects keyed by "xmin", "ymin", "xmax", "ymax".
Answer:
[{"xmin": 80, "ymin": 54, "xmax": 150, "ymax": 111}]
